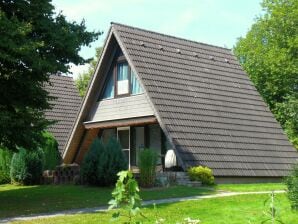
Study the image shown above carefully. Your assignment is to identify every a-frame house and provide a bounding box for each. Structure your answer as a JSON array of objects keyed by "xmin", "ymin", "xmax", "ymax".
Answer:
[{"xmin": 62, "ymin": 23, "xmax": 298, "ymax": 182}]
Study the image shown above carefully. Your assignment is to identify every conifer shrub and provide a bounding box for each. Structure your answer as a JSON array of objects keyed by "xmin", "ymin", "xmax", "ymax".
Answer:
[
  {"xmin": 80, "ymin": 137, "xmax": 127, "ymax": 186},
  {"xmin": 138, "ymin": 149, "xmax": 158, "ymax": 188},
  {"xmin": 41, "ymin": 132, "xmax": 61, "ymax": 170},
  {"xmin": 101, "ymin": 137, "xmax": 127, "ymax": 186},
  {"xmin": 0, "ymin": 148, "xmax": 12, "ymax": 184},
  {"xmin": 10, "ymin": 148, "xmax": 44, "ymax": 185},
  {"xmin": 80, "ymin": 138, "xmax": 104, "ymax": 186},
  {"xmin": 187, "ymin": 166, "xmax": 215, "ymax": 185},
  {"xmin": 285, "ymin": 164, "xmax": 298, "ymax": 210}
]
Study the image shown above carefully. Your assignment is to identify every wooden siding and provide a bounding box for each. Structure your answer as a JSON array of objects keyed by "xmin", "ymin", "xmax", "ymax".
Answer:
[{"xmin": 88, "ymin": 94, "xmax": 154, "ymax": 122}]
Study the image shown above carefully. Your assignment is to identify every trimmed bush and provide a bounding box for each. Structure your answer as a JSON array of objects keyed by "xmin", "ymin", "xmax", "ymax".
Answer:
[
  {"xmin": 42, "ymin": 132, "xmax": 61, "ymax": 170},
  {"xmin": 10, "ymin": 148, "xmax": 43, "ymax": 185},
  {"xmin": 138, "ymin": 149, "xmax": 158, "ymax": 188},
  {"xmin": 285, "ymin": 164, "xmax": 298, "ymax": 210},
  {"xmin": 187, "ymin": 166, "xmax": 215, "ymax": 185},
  {"xmin": 0, "ymin": 148, "xmax": 12, "ymax": 184},
  {"xmin": 80, "ymin": 137, "xmax": 127, "ymax": 186}
]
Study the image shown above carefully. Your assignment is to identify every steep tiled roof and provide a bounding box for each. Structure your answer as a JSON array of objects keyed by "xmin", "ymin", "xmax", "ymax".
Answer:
[
  {"xmin": 44, "ymin": 75, "xmax": 81, "ymax": 153},
  {"xmin": 111, "ymin": 23, "xmax": 298, "ymax": 177}
]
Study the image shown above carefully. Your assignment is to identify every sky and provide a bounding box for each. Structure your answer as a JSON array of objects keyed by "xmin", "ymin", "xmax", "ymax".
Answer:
[{"xmin": 52, "ymin": 0, "xmax": 263, "ymax": 78}]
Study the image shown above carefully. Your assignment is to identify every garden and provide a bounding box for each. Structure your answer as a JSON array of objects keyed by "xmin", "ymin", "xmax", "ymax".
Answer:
[{"xmin": 1, "ymin": 136, "xmax": 298, "ymax": 224}]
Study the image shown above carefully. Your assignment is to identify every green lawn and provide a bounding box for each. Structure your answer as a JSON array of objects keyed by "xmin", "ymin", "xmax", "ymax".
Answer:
[
  {"xmin": 11, "ymin": 194, "xmax": 298, "ymax": 224},
  {"xmin": 0, "ymin": 183, "xmax": 288, "ymax": 219},
  {"xmin": 216, "ymin": 182, "xmax": 287, "ymax": 192},
  {"xmin": 0, "ymin": 184, "xmax": 213, "ymax": 218}
]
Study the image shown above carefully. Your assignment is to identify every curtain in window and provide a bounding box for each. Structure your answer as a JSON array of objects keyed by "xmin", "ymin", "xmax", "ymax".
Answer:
[
  {"xmin": 117, "ymin": 63, "xmax": 128, "ymax": 80},
  {"xmin": 130, "ymin": 71, "xmax": 143, "ymax": 94},
  {"xmin": 102, "ymin": 74, "xmax": 114, "ymax": 99}
]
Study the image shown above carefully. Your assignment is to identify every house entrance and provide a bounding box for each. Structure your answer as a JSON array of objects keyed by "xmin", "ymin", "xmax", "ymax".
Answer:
[{"xmin": 117, "ymin": 127, "xmax": 130, "ymax": 169}]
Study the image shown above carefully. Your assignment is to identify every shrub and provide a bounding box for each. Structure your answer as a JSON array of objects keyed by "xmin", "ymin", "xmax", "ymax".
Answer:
[
  {"xmin": 138, "ymin": 149, "xmax": 158, "ymax": 188},
  {"xmin": 101, "ymin": 137, "xmax": 127, "ymax": 186},
  {"xmin": 0, "ymin": 148, "xmax": 12, "ymax": 184},
  {"xmin": 187, "ymin": 166, "xmax": 215, "ymax": 185},
  {"xmin": 10, "ymin": 148, "xmax": 44, "ymax": 185},
  {"xmin": 80, "ymin": 137, "xmax": 127, "ymax": 186},
  {"xmin": 285, "ymin": 164, "xmax": 298, "ymax": 210},
  {"xmin": 80, "ymin": 138, "xmax": 104, "ymax": 185},
  {"xmin": 41, "ymin": 132, "xmax": 61, "ymax": 170}
]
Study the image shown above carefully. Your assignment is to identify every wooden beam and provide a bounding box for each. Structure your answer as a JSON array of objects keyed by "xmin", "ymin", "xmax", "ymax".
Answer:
[{"xmin": 84, "ymin": 116, "xmax": 157, "ymax": 129}]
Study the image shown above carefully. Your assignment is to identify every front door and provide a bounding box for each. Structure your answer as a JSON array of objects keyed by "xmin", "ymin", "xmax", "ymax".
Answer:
[{"xmin": 117, "ymin": 127, "xmax": 130, "ymax": 169}]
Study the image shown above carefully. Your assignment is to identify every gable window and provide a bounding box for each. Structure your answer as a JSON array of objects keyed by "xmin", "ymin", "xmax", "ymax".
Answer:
[
  {"xmin": 131, "ymin": 71, "xmax": 143, "ymax": 95},
  {"xmin": 117, "ymin": 63, "xmax": 129, "ymax": 95},
  {"xmin": 102, "ymin": 71, "xmax": 114, "ymax": 99},
  {"xmin": 100, "ymin": 52, "xmax": 144, "ymax": 100}
]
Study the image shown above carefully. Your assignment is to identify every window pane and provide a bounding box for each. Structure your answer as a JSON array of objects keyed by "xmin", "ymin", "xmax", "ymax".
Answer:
[
  {"xmin": 117, "ymin": 63, "xmax": 129, "ymax": 95},
  {"xmin": 118, "ymin": 129, "xmax": 129, "ymax": 149},
  {"xmin": 130, "ymin": 71, "xmax": 143, "ymax": 95},
  {"xmin": 102, "ymin": 73, "xmax": 114, "ymax": 99},
  {"xmin": 131, "ymin": 127, "xmax": 145, "ymax": 166},
  {"xmin": 117, "ymin": 63, "xmax": 128, "ymax": 80}
]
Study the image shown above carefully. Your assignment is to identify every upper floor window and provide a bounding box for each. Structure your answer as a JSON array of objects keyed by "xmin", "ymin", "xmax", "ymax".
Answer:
[
  {"xmin": 117, "ymin": 63, "xmax": 129, "ymax": 95},
  {"xmin": 102, "ymin": 71, "xmax": 114, "ymax": 99},
  {"xmin": 101, "ymin": 60, "xmax": 143, "ymax": 100},
  {"xmin": 131, "ymin": 71, "xmax": 143, "ymax": 95}
]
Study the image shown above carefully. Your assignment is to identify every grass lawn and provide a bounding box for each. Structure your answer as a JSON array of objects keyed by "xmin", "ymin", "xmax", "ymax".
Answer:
[
  {"xmin": 11, "ymin": 193, "xmax": 298, "ymax": 224},
  {"xmin": 216, "ymin": 182, "xmax": 287, "ymax": 192},
  {"xmin": 0, "ymin": 184, "xmax": 213, "ymax": 218}
]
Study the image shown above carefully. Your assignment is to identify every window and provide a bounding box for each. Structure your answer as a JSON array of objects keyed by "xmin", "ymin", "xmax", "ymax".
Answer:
[
  {"xmin": 130, "ymin": 71, "xmax": 143, "ymax": 95},
  {"xmin": 102, "ymin": 72, "xmax": 114, "ymax": 99},
  {"xmin": 117, "ymin": 63, "xmax": 129, "ymax": 95},
  {"xmin": 100, "ymin": 55, "xmax": 144, "ymax": 100},
  {"xmin": 117, "ymin": 127, "xmax": 130, "ymax": 169}
]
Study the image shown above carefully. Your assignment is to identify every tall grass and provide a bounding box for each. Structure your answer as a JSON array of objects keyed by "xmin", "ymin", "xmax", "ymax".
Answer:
[{"xmin": 138, "ymin": 149, "xmax": 158, "ymax": 188}]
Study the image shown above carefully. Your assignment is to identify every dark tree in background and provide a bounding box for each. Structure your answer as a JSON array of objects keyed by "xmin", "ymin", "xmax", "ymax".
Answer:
[
  {"xmin": 0, "ymin": 0, "xmax": 100, "ymax": 151},
  {"xmin": 234, "ymin": 0, "xmax": 298, "ymax": 148}
]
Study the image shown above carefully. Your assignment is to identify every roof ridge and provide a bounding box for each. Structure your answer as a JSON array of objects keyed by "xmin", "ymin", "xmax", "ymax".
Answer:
[{"xmin": 111, "ymin": 22, "xmax": 232, "ymax": 51}]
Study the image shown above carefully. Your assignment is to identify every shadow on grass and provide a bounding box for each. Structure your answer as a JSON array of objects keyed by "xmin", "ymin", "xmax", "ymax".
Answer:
[{"xmin": 0, "ymin": 184, "xmax": 214, "ymax": 219}]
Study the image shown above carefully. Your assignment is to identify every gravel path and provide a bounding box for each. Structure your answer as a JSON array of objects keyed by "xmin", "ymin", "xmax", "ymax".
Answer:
[{"xmin": 1, "ymin": 190, "xmax": 285, "ymax": 223}]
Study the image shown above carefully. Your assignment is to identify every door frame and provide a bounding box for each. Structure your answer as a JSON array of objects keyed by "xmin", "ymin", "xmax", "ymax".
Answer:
[{"xmin": 117, "ymin": 126, "xmax": 130, "ymax": 169}]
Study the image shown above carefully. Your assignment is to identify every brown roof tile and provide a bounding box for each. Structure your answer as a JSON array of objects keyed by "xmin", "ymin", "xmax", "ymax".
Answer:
[{"xmin": 44, "ymin": 75, "xmax": 81, "ymax": 153}]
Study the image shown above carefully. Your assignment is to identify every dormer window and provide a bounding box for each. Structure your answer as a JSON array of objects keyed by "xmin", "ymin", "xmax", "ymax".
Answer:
[{"xmin": 101, "ymin": 57, "xmax": 143, "ymax": 100}]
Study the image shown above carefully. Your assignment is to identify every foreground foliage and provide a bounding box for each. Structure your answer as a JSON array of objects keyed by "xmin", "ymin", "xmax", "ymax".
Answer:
[
  {"xmin": 234, "ymin": 0, "xmax": 298, "ymax": 148},
  {"xmin": 0, "ymin": 0, "xmax": 100, "ymax": 151},
  {"xmin": 285, "ymin": 164, "xmax": 298, "ymax": 210},
  {"xmin": 11, "ymin": 194, "xmax": 298, "ymax": 224},
  {"xmin": 109, "ymin": 171, "xmax": 142, "ymax": 223}
]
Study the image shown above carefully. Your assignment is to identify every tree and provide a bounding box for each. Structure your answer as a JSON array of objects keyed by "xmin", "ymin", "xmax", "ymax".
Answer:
[
  {"xmin": 75, "ymin": 47, "xmax": 102, "ymax": 96},
  {"xmin": 0, "ymin": 0, "xmax": 101, "ymax": 152},
  {"xmin": 234, "ymin": 0, "xmax": 298, "ymax": 148}
]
